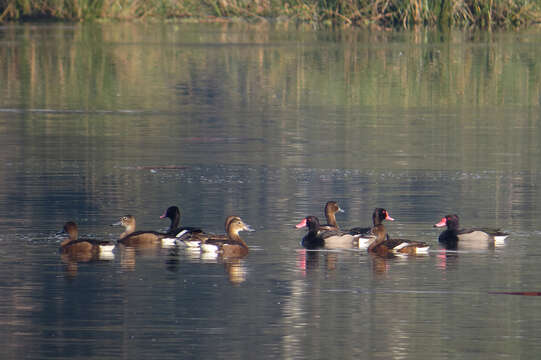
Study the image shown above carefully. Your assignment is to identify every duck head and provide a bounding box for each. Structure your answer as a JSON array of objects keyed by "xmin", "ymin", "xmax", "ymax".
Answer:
[
  {"xmin": 295, "ymin": 216, "xmax": 320, "ymax": 231},
  {"xmin": 112, "ymin": 215, "xmax": 136, "ymax": 231},
  {"xmin": 434, "ymin": 214, "xmax": 459, "ymax": 229},
  {"xmin": 325, "ymin": 201, "xmax": 344, "ymax": 215},
  {"xmin": 373, "ymin": 208, "xmax": 395, "ymax": 225},
  {"xmin": 227, "ymin": 217, "xmax": 255, "ymax": 236},
  {"xmin": 160, "ymin": 206, "xmax": 180, "ymax": 221},
  {"xmin": 58, "ymin": 221, "xmax": 78, "ymax": 241}
]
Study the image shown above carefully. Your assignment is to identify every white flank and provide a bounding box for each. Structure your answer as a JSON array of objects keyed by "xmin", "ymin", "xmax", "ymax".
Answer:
[
  {"xmin": 357, "ymin": 236, "xmax": 374, "ymax": 249},
  {"xmin": 175, "ymin": 229, "xmax": 189, "ymax": 238},
  {"xmin": 99, "ymin": 244, "xmax": 116, "ymax": 253},
  {"xmin": 99, "ymin": 252, "xmax": 115, "ymax": 261},
  {"xmin": 415, "ymin": 246, "xmax": 430, "ymax": 254},
  {"xmin": 392, "ymin": 242, "xmax": 409, "ymax": 251},
  {"xmin": 494, "ymin": 235, "xmax": 508, "ymax": 245}
]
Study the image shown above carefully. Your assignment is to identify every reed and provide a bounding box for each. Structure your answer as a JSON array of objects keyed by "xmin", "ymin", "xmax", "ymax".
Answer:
[{"xmin": 0, "ymin": 0, "xmax": 540, "ymax": 28}]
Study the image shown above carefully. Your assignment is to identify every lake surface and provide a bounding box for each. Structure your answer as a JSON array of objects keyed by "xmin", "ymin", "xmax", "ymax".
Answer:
[{"xmin": 1, "ymin": 22, "xmax": 541, "ymax": 359}]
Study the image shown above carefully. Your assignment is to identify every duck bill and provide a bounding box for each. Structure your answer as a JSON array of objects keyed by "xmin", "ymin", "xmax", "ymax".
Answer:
[
  {"xmin": 385, "ymin": 214, "xmax": 395, "ymax": 221},
  {"xmin": 243, "ymin": 224, "xmax": 255, "ymax": 232},
  {"xmin": 338, "ymin": 208, "xmax": 345, "ymax": 213},
  {"xmin": 159, "ymin": 212, "xmax": 167, "ymax": 219},
  {"xmin": 111, "ymin": 221, "xmax": 122, "ymax": 226},
  {"xmin": 295, "ymin": 218, "xmax": 308, "ymax": 229},
  {"xmin": 434, "ymin": 218, "xmax": 447, "ymax": 227}
]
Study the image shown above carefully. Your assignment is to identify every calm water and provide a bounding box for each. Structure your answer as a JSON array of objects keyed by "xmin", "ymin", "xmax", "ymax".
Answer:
[{"xmin": 1, "ymin": 22, "xmax": 541, "ymax": 359}]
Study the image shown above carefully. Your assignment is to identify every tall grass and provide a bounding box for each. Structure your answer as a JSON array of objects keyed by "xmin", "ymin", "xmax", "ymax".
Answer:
[{"xmin": 1, "ymin": 0, "xmax": 540, "ymax": 28}]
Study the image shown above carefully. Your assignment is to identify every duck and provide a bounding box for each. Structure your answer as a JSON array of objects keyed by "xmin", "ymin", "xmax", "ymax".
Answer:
[
  {"xmin": 112, "ymin": 215, "xmax": 166, "ymax": 247},
  {"xmin": 349, "ymin": 207, "xmax": 394, "ymax": 248},
  {"xmin": 59, "ymin": 221, "xmax": 115, "ymax": 259},
  {"xmin": 159, "ymin": 206, "xmax": 204, "ymax": 246},
  {"xmin": 178, "ymin": 215, "xmax": 239, "ymax": 248},
  {"xmin": 199, "ymin": 217, "xmax": 255, "ymax": 258},
  {"xmin": 347, "ymin": 207, "xmax": 388, "ymax": 238},
  {"xmin": 320, "ymin": 201, "xmax": 344, "ymax": 230},
  {"xmin": 434, "ymin": 214, "xmax": 509, "ymax": 249},
  {"xmin": 367, "ymin": 208, "xmax": 429, "ymax": 256},
  {"xmin": 295, "ymin": 215, "xmax": 361, "ymax": 250}
]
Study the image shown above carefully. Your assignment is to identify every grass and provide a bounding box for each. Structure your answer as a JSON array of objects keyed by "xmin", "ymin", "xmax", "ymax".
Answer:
[{"xmin": 1, "ymin": 0, "xmax": 540, "ymax": 28}]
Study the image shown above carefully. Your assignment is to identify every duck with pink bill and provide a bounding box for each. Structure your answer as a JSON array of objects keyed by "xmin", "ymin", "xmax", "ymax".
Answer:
[
  {"xmin": 295, "ymin": 216, "xmax": 362, "ymax": 250},
  {"xmin": 434, "ymin": 214, "xmax": 509, "ymax": 249}
]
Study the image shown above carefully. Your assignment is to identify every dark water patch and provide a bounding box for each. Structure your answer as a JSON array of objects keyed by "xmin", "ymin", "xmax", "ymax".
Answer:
[{"xmin": 489, "ymin": 291, "xmax": 541, "ymax": 296}]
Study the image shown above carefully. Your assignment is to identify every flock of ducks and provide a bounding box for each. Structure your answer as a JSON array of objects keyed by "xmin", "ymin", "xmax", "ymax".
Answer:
[
  {"xmin": 294, "ymin": 201, "xmax": 509, "ymax": 256},
  {"xmin": 58, "ymin": 206, "xmax": 255, "ymax": 261},
  {"xmin": 58, "ymin": 201, "xmax": 510, "ymax": 263}
]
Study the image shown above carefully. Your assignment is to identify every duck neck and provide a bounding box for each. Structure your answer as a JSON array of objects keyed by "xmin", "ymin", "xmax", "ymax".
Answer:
[
  {"xmin": 120, "ymin": 224, "xmax": 135, "ymax": 239},
  {"xmin": 447, "ymin": 221, "xmax": 459, "ymax": 232},
  {"xmin": 367, "ymin": 224, "xmax": 387, "ymax": 252},
  {"xmin": 61, "ymin": 228, "xmax": 78, "ymax": 246},
  {"xmin": 169, "ymin": 214, "xmax": 180, "ymax": 231},
  {"xmin": 326, "ymin": 211, "xmax": 337, "ymax": 227},
  {"xmin": 228, "ymin": 230, "xmax": 248, "ymax": 248},
  {"xmin": 60, "ymin": 238, "xmax": 73, "ymax": 247}
]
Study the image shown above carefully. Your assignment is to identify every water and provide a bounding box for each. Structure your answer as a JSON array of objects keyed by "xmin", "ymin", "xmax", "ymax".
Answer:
[{"xmin": 1, "ymin": 22, "xmax": 541, "ymax": 359}]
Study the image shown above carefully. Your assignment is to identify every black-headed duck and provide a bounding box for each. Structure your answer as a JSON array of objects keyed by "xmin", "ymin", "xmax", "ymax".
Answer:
[
  {"xmin": 199, "ymin": 217, "xmax": 255, "ymax": 258},
  {"xmin": 367, "ymin": 209, "xmax": 429, "ymax": 256},
  {"xmin": 59, "ymin": 221, "xmax": 115, "ymax": 259},
  {"xmin": 434, "ymin": 214, "xmax": 509, "ymax": 249},
  {"xmin": 296, "ymin": 215, "xmax": 361, "ymax": 250},
  {"xmin": 160, "ymin": 205, "xmax": 204, "ymax": 246},
  {"xmin": 112, "ymin": 215, "xmax": 166, "ymax": 247}
]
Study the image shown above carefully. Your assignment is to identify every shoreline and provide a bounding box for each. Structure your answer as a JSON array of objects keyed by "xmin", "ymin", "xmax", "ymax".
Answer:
[{"xmin": 1, "ymin": 0, "xmax": 541, "ymax": 29}]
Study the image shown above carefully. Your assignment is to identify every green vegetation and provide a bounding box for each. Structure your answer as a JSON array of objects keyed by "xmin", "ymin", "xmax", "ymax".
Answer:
[{"xmin": 0, "ymin": 0, "xmax": 540, "ymax": 29}]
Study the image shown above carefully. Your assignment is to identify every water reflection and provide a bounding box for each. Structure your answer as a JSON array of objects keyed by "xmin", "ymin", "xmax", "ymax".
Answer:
[
  {"xmin": 165, "ymin": 245, "xmax": 249, "ymax": 285},
  {"xmin": 370, "ymin": 253, "xmax": 391, "ymax": 274},
  {"xmin": 56, "ymin": 222, "xmax": 116, "ymax": 277},
  {"xmin": 296, "ymin": 249, "xmax": 342, "ymax": 275},
  {"xmin": 436, "ymin": 249, "xmax": 460, "ymax": 271}
]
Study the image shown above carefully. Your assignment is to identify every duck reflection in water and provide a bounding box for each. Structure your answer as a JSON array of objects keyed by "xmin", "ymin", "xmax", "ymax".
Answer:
[
  {"xmin": 296, "ymin": 249, "xmax": 338, "ymax": 276},
  {"xmin": 225, "ymin": 258, "xmax": 247, "ymax": 285},
  {"xmin": 57, "ymin": 221, "xmax": 115, "ymax": 277},
  {"xmin": 369, "ymin": 253, "xmax": 391, "ymax": 275},
  {"xmin": 436, "ymin": 249, "xmax": 459, "ymax": 270}
]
